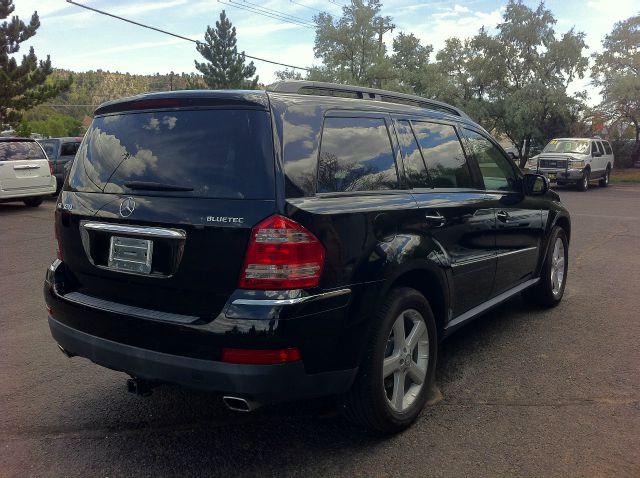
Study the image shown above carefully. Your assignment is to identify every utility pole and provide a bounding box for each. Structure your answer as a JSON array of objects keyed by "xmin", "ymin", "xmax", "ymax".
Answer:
[
  {"xmin": 170, "ymin": 71, "xmax": 174, "ymax": 91},
  {"xmin": 376, "ymin": 16, "xmax": 394, "ymax": 88}
]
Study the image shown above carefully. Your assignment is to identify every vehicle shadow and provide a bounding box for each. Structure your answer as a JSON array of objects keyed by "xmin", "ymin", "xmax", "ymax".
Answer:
[{"xmin": 38, "ymin": 296, "xmax": 545, "ymax": 475}]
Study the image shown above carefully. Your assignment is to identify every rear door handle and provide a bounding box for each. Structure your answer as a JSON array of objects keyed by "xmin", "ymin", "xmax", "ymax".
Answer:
[
  {"xmin": 424, "ymin": 211, "xmax": 446, "ymax": 227},
  {"xmin": 497, "ymin": 210, "xmax": 510, "ymax": 223}
]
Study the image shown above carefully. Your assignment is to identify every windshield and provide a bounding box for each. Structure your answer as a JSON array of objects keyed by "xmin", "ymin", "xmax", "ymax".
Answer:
[
  {"xmin": 543, "ymin": 139, "xmax": 590, "ymax": 155},
  {"xmin": 0, "ymin": 141, "xmax": 46, "ymax": 161},
  {"xmin": 68, "ymin": 109, "xmax": 275, "ymax": 199}
]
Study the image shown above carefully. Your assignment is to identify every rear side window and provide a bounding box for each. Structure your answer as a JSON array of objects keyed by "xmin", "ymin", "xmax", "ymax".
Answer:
[
  {"xmin": 396, "ymin": 120, "xmax": 431, "ymax": 188},
  {"xmin": 596, "ymin": 141, "xmax": 605, "ymax": 155},
  {"xmin": 603, "ymin": 141, "xmax": 613, "ymax": 155},
  {"xmin": 317, "ymin": 117, "xmax": 398, "ymax": 193},
  {"xmin": 0, "ymin": 141, "xmax": 46, "ymax": 161},
  {"xmin": 411, "ymin": 121, "xmax": 473, "ymax": 188},
  {"xmin": 69, "ymin": 109, "xmax": 275, "ymax": 199}
]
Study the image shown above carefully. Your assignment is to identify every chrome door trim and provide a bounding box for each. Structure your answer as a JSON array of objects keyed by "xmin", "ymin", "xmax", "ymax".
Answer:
[
  {"xmin": 496, "ymin": 246, "xmax": 538, "ymax": 258},
  {"xmin": 82, "ymin": 221, "xmax": 186, "ymax": 239},
  {"xmin": 13, "ymin": 164, "xmax": 41, "ymax": 170},
  {"xmin": 232, "ymin": 288, "xmax": 351, "ymax": 306}
]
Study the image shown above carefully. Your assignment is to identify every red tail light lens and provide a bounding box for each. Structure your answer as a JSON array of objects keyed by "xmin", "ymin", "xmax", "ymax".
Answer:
[
  {"xmin": 48, "ymin": 161, "xmax": 54, "ymax": 176},
  {"xmin": 239, "ymin": 215, "xmax": 325, "ymax": 289},
  {"xmin": 222, "ymin": 347, "xmax": 301, "ymax": 364}
]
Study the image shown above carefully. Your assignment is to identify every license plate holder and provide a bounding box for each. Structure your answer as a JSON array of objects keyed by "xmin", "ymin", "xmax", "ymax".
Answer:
[
  {"xmin": 547, "ymin": 172, "xmax": 557, "ymax": 183},
  {"xmin": 108, "ymin": 236, "xmax": 153, "ymax": 274}
]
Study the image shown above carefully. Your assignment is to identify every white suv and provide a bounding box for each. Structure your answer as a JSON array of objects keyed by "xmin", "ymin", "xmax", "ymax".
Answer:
[
  {"xmin": 528, "ymin": 138, "xmax": 614, "ymax": 191},
  {"xmin": 0, "ymin": 138, "xmax": 57, "ymax": 207}
]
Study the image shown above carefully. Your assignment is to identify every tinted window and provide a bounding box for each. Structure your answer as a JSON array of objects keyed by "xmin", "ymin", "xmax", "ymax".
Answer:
[
  {"xmin": 69, "ymin": 109, "xmax": 275, "ymax": 199},
  {"xmin": 60, "ymin": 142, "xmax": 80, "ymax": 156},
  {"xmin": 317, "ymin": 117, "xmax": 398, "ymax": 193},
  {"xmin": 603, "ymin": 141, "xmax": 613, "ymax": 155},
  {"xmin": 0, "ymin": 141, "xmax": 46, "ymax": 161},
  {"xmin": 596, "ymin": 141, "xmax": 604, "ymax": 154},
  {"xmin": 412, "ymin": 121, "xmax": 472, "ymax": 188},
  {"xmin": 464, "ymin": 129, "xmax": 517, "ymax": 191},
  {"xmin": 39, "ymin": 140, "xmax": 58, "ymax": 158},
  {"xmin": 396, "ymin": 120, "xmax": 431, "ymax": 188}
]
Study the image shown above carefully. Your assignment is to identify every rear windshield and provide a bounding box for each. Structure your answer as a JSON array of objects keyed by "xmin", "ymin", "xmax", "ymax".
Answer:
[
  {"xmin": 38, "ymin": 140, "xmax": 58, "ymax": 158},
  {"xmin": 0, "ymin": 141, "xmax": 46, "ymax": 161},
  {"xmin": 68, "ymin": 109, "xmax": 274, "ymax": 199}
]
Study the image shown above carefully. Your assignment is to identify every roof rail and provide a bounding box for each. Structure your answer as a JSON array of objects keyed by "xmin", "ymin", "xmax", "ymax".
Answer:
[{"xmin": 267, "ymin": 80, "xmax": 468, "ymax": 118}]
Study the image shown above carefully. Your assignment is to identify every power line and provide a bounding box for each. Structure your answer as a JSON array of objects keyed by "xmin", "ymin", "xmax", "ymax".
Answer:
[
  {"xmin": 289, "ymin": 0, "xmax": 325, "ymax": 14},
  {"xmin": 65, "ymin": 0, "xmax": 311, "ymax": 71},
  {"xmin": 231, "ymin": 0, "xmax": 314, "ymax": 26},
  {"xmin": 220, "ymin": 0, "xmax": 314, "ymax": 29}
]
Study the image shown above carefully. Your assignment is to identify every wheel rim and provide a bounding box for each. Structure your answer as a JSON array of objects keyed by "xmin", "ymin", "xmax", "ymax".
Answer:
[
  {"xmin": 550, "ymin": 238, "xmax": 566, "ymax": 296},
  {"xmin": 382, "ymin": 309, "xmax": 429, "ymax": 413},
  {"xmin": 605, "ymin": 170, "xmax": 610, "ymax": 184},
  {"xmin": 583, "ymin": 172, "xmax": 589, "ymax": 189}
]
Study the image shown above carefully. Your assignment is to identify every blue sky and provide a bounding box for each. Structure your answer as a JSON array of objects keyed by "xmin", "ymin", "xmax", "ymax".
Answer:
[{"xmin": 12, "ymin": 0, "xmax": 640, "ymax": 105}]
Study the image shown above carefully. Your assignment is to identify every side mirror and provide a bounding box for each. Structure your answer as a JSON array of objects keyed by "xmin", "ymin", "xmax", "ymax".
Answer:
[
  {"xmin": 592, "ymin": 151, "xmax": 602, "ymax": 157},
  {"xmin": 523, "ymin": 173, "xmax": 548, "ymax": 196}
]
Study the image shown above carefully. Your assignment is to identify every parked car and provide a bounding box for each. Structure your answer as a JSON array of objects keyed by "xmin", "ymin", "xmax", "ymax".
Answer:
[
  {"xmin": 44, "ymin": 82, "xmax": 571, "ymax": 433},
  {"xmin": 0, "ymin": 137, "xmax": 56, "ymax": 207},
  {"xmin": 527, "ymin": 137, "xmax": 614, "ymax": 191},
  {"xmin": 37, "ymin": 137, "xmax": 82, "ymax": 192}
]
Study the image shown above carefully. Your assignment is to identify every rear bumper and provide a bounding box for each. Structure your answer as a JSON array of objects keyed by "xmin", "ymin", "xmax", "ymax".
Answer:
[
  {"xmin": 0, "ymin": 183, "xmax": 56, "ymax": 200},
  {"xmin": 44, "ymin": 260, "xmax": 359, "ymax": 403},
  {"xmin": 49, "ymin": 315, "xmax": 356, "ymax": 403}
]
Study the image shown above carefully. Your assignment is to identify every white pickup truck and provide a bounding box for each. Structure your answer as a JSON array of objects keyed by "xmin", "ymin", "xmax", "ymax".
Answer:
[{"xmin": 527, "ymin": 138, "xmax": 614, "ymax": 191}]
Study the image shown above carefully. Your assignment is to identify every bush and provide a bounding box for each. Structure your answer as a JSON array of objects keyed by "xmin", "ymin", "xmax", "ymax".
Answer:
[{"xmin": 610, "ymin": 140, "xmax": 639, "ymax": 168}]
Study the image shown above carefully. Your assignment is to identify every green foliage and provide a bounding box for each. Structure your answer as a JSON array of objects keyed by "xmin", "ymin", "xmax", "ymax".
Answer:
[
  {"xmin": 26, "ymin": 114, "xmax": 82, "ymax": 138},
  {"xmin": 275, "ymin": 69, "xmax": 304, "ymax": 81},
  {"xmin": 313, "ymin": 0, "xmax": 394, "ymax": 87},
  {"xmin": 592, "ymin": 14, "xmax": 640, "ymax": 142},
  {"xmin": 0, "ymin": 0, "xmax": 71, "ymax": 126},
  {"xmin": 610, "ymin": 140, "xmax": 637, "ymax": 168},
  {"xmin": 194, "ymin": 10, "xmax": 258, "ymax": 89}
]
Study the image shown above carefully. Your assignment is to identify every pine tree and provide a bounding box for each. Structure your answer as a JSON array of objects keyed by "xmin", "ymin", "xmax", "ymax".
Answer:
[
  {"xmin": 0, "ymin": 0, "xmax": 71, "ymax": 127},
  {"xmin": 194, "ymin": 10, "xmax": 258, "ymax": 89}
]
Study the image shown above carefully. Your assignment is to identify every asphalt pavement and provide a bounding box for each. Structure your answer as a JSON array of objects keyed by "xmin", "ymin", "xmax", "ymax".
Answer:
[{"xmin": 1, "ymin": 184, "xmax": 639, "ymax": 477}]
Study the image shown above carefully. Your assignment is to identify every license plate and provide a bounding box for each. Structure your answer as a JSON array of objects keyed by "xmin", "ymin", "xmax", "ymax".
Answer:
[
  {"xmin": 108, "ymin": 236, "xmax": 153, "ymax": 274},
  {"xmin": 547, "ymin": 172, "xmax": 557, "ymax": 182}
]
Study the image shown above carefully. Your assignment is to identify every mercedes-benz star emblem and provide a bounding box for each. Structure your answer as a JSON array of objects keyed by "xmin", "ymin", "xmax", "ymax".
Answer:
[{"xmin": 119, "ymin": 197, "xmax": 136, "ymax": 218}]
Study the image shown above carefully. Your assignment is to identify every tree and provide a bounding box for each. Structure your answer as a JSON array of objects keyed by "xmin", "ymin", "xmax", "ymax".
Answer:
[
  {"xmin": 194, "ymin": 10, "xmax": 258, "ymax": 89},
  {"xmin": 274, "ymin": 69, "xmax": 304, "ymax": 81},
  {"xmin": 0, "ymin": 0, "xmax": 71, "ymax": 127},
  {"xmin": 592, "ymin": 15, "xmax": 640, "ymax": 147},
  {"xmin": 436, "ymin": 1, "xmax": 588, "ymax": 165},
  {"xmin": 313, "ymin": 0, "xmax": 394, "ymax": 87}
]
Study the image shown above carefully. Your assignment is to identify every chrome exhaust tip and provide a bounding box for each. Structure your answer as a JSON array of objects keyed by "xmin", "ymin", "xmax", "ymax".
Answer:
[
  {"xmin": 222, "ymin": 395, "xmax": 261, "ymax": 413},
  {"xmin": 57, "ymin": 344, "xmax": 75, "ymax": 358}
]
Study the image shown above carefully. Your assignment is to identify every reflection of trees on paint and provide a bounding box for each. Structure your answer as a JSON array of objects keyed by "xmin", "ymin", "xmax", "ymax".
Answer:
[{"xmin": 317, "ymin": 151, "xmax": 397, "ymax": 192}]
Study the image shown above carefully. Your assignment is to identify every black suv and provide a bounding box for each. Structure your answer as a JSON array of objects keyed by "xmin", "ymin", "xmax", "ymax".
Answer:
[{"xmin": 44, "ymin": 81, "xmax": 570, "ymax": 433}]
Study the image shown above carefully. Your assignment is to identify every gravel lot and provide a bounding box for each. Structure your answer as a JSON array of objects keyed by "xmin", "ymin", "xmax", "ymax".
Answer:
[{"xmin": 1, "ymin": 184, "xmax": 639, "ymax": 477}]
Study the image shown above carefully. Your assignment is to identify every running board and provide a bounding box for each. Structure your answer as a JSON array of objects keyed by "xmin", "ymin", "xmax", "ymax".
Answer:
[{"xmin": 444, "ymin": 278, "xmax": 540, "ymax": 336}]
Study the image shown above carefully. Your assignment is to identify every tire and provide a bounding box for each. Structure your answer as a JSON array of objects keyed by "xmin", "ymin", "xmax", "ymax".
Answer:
[
  {"xmin": 599, "ymin": 168, "xmax": 610, "ymax": 187},
  {"xmin": 342, "ymin": 287, "xmax": 437, "ymax": 433},
  {"xmin": 576, "ymin": 169, "xmax": 589, "ymax": 191},
  {"xmin": 523, "ymin": 227, "xmax": 568, "ymax": 308},
  {"xmin": 23, "ymin": 197, "xmax": 43, "ymax": 207}
]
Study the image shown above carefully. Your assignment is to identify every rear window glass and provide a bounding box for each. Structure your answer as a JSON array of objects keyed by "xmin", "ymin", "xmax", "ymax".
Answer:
[
  {"xmin": 61, "ymin": 142, "xmax": 80, "ymax": 156},
  {"xmin": 39, "ymin": 141, "xmax": 58, "ymax": 158},
  {"xmin": 411, "ymin": 122, "xmax": 473, "ymax": 188},
  {"xmin": 603, "ymin": 142, "xmax": 612, "ymax": 154},
  {"xmin": 69, "ymin": 109, "xmax": 274, "ymax": 199},
  {"xmin": 396, "ymin": 120, "xmax": 431, "ymax": 188},
  {"xmin": 0, "ymin": 141, "xmax": 46, "ymax": 161},
  {"xmin": 317, "ymin": 117, "xmax": 398, "ymax": 193}
]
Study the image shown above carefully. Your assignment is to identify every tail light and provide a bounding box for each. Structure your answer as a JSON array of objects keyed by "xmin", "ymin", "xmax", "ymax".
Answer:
[
  {"xmin": 239, "ymin": 215, "xmax": 325, "ymax": 289},
  {"xmin": 54, "ymin": 218, "xmax": 63, "ymax": 261},
  {"xmin": 48, "ymin": 161, "xmax": 54, "ymax": 176}
]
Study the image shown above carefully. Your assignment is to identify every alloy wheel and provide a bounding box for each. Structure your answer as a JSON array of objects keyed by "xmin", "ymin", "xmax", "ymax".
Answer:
[
  {"xmin": 382, "ymin": 309, "xmax": 429, "ymax": 412},
  {"xmin": 550, "ymin": 237, "xmax": 566, "ymax": 296}
]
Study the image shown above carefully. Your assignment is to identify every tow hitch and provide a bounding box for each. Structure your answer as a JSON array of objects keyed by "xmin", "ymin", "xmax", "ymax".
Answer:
[{"xmin": 126, "ymin": 377, "xmax": 156, "ymax": 397}]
